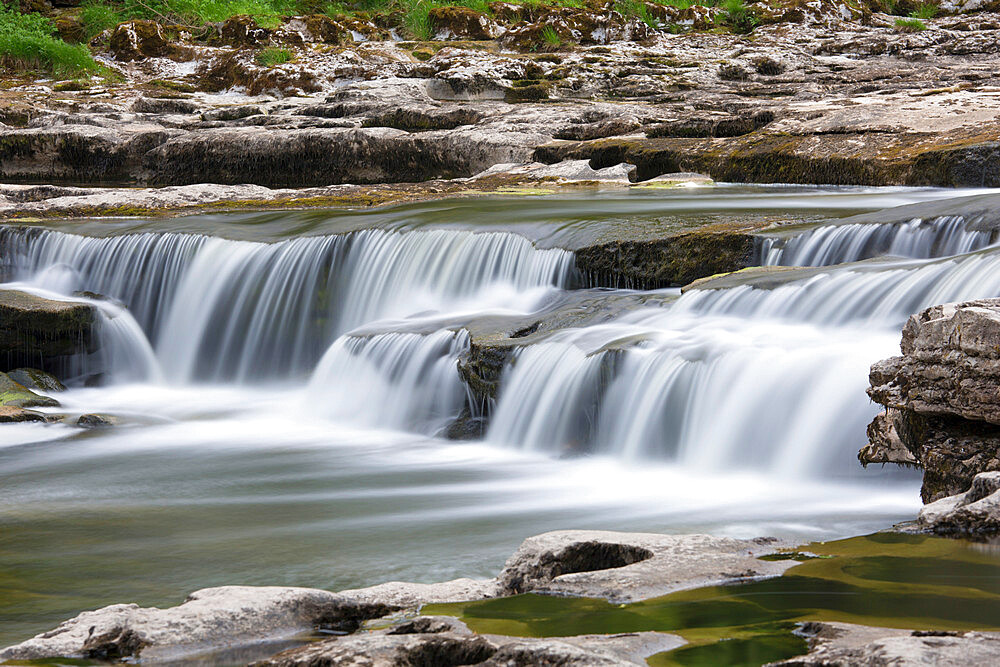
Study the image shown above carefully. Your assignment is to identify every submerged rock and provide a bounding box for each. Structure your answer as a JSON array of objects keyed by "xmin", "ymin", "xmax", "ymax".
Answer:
[
  {"xmin": 77, "ymin": 413, "xmax": 121, "ymax": 429},
  {"xmin": 864, "ymin": 299, "xmax": 1000, "ymax": 501},
  {"xmin": 0, "ymin": 586, "xmax": 397, "ymax": 662}
]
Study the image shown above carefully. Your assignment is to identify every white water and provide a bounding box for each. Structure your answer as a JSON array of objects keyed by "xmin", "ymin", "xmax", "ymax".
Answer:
[
  {"xmin": 760, "ymin": 215, "xmax": 996, "ymax": 266},
  {"xmin": 3, "ymin": 227, "xmax": 573, "ymax": 382}
]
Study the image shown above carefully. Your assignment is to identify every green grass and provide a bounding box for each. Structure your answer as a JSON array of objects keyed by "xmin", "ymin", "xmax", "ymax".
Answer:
[
  {"xmin": 716, "ymin": 0, "xmax": 757, "ymax": 33},
  {"xmin": 255, "ymin": 45, "xmax": 291, "ymax": 65},
  {"xmin": 0, "ymin": 3, "xmax": 97, "ymax": 77},
  {"xmin": 615, "ymin": 0, "xmax": 658, "ymax": 28},
  {"xmin": 540, "ymin": 24, "xmax": 560, "ymax": 47},
  {"xmin": 895, "ymin": 16, "xmax": 926, "ymax": 31},
  {"xmin": 909, "ymin": 2, "xmax": 937, "ymax": 18}
]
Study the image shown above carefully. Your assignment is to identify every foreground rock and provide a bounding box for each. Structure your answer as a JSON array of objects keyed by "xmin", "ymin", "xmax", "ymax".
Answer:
[
  {"xmin": 1, "ymin": 531, "xmax": 788, "ymax": 663},
  {"xmin": 0, "ymin": 586, "xmax": 396, "ymax": 663},
  {"xmin": 0, "ymin": 289, "xmax": 96, "ymax": 374},
  {"xmin": 497, "ymin": 530, "xmax": 794, "ymax": 602},
  {"xmin": 864, "ymin": 298, "xmax": 1000, "ymax": 501},
  {"xmin": 256, "ymin": 619, "xmax": 680, "ymax": 666},
  {"xmin": 772, "ymin": 621, "xmax": 1000, "ymax": 666}
]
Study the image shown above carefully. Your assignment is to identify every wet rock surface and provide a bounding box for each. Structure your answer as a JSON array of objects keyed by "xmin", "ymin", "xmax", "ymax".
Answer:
[
  {"xmin": 0, "ymin": 586, "xmax": 397, "ymax": 662},
  {"xmin": 1, "ymin": 531, "xmax": 786, "ymax": 663},
  {"xmin": 865, "ymin": 299, "xmax": 1000, "ymax": 501},
  {"xmin": 0, "ymin": 289, "xmax": 95, "ymax": 374},
  {"xmin": 772, "ymin": 621, "xmax": 1000, "ymax": 665},
  {"xmin": 916, "ymin": 471, "xmax": 1000, "ymax": 538}
]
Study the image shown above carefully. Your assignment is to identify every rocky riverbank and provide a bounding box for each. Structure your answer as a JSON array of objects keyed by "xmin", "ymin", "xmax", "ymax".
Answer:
[
  {"xmin": 3, "ymin": 529, "xmax": 999, "ymax": 666},
  {"xmin": 4, "ymin": 0, "xmax": 1000, "ymax": 210}
]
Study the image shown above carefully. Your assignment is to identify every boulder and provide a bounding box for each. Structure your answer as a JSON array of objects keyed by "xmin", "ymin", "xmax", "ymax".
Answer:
[
  {"xmin": 0, "ymin": 404, "xmax": 45, "ymax": 423},
  {"xmin": 863, "ymin": 299, "xmax": 1000, "ymax": 501},
  {"xmin": 0, "ymin": 290, "xmax": 95, "ymax": 376},
  {"xmin": 496, "ymin": 530, "xmax": 793, "ymax": 602},
  {"xmin": 7, "ymin": 367, "xmax": 65, "ymax": 393},
  {"xmin": 77, "ymin": 413, "xmax": 121, "ymax": 428},
  {"xmin": 0, "ymin": 586, "xmax": 397, "ymax": 662},
  {"xmin": 218, "ymin": 15, "xmax": 271, "ymax": 47},
  {"xmin": 0, "ymin": 371, "xmax": 59, "ymax": 408},
  {"xmin": 108, "ymin": 20, "xmax": 171, "ymax": 61},
  {"xmin": 916, "ymin": 471, "xmax": 1000, "ymax": 539},
  {"xmin": 429, "ymin": 7, "xmax": 503, "ymax": 40}
]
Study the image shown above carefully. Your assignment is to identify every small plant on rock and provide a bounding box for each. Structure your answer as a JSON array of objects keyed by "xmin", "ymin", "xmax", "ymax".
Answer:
[
  {"xmin": 909, "ymin": 2, "xmax": 937, "ymax": 18},
  {"xmin": 894, "ymin": 16, "xmax": 926, "ymax": 31},
  {"xmin": 540, "ymin": 24, "xmax": 561, "ymax": 48},
  {"xmin": 717, "ymin": 0, "xmax": 758, "ymax": 34},
  {"xmin": 255, "ymin": 46, "xmax": 292, "ymax": 66}
]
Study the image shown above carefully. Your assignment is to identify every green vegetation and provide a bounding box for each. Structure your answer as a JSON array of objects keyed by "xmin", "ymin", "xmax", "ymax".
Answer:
[
  {"xmin": 539, "ymin": 24, "xmax": 560, "ymax": 47},
  {"xmin": 716, "ymin": 0, "xmax": 757, "ymax": 34},
  {"xmin": 615, "ymin": 0, "xmax": 658, "ymax": 28},
  {"xmin": 895, "ymin": 16, "xmax": 927, "ymax": 30},
  {"xmin": 910, "ymin": 2, "xmax": 937, "ymax": 18},
  {"xmin": 427, "ymin": 533, "xmax": 1000, "ymax": 666},
  {"xmin": 255, "ymin": 45, "xmax": 291, "ymax": 65},
  {"xmin": 0, "ymin": 3, "xmax": 97, "ymax": 77}
]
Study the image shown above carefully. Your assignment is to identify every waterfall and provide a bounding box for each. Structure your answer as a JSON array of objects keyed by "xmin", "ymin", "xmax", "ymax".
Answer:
[
  {"xmin": 677, "ymin": 249, "xmax": 1000, "ymax": 328},
  {"xmin": 2, "ymin": 227, "xmax": 575, "ymax": 382},
  {"xmin": 759, "ymin": 216, "xmax": 995, "ymax": 266},
  {"xmin": 486, "ymin": 310, "xmax": 894, "ymax": 476},
  {"xmin": 308, "ymin": 329, "xmax": 469, "ymax": 434}
]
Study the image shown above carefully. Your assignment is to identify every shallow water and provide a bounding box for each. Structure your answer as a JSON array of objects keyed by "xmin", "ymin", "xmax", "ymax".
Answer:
[{"xmin": 1, "ymin": 186, "xmax": 995, "ymax": 649}]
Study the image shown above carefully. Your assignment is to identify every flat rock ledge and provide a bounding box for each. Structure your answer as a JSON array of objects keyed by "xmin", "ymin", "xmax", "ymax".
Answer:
[
  {"xmin": 770, "ymin": 621, "xmax": 1000, "ymax": 666},
  {"xmin": 863, "ymin": 298, "xmax": 1000, "ymax": 502},
  {"xmin": 0, "ymin": 530, "xmax": 789, "ymax": 664}
]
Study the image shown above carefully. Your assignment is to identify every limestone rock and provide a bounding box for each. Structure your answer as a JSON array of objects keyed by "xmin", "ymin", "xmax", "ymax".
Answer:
[
  {"xmin": 0, "ymin": 290, "xmax": 95, "ymax": 375},
  {"xmin": 430, "ymin": 7, "xmax": 504, "ymax": 40},
  {"xmin": 497, "ymin": 530, "xmax": 793, "ymax": 602},
  {"xmin": 916, "ymin": 471, "xmax": 1000, "ymax": 538},
  {"xmin": 218, "ymin": 15, "xmax": 271, "ymax": 47},
  {"xmin": 338, "ymin": 578, "xmax": 499, "ymax": 608},
  {"xmin": 772, "ymin": 621, "xmax": 1000, "ymax": 665},
  {"xmin": 108, "ymin": 21, "xmax": 171, "ymax": 61},
  {"xmin": 0, "ymin": 586, "xmax": 397, "ymax": 662},
  {"xmin": 863, "ymin": 298, "xmax": 1000, "ymax": 500}
]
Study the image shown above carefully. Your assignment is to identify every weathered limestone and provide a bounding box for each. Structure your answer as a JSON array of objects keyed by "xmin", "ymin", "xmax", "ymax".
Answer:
[
  {"xmin": 864, "ymin": 299, "xmax": 1000, "ymax": 501},
  {"xmin": 0, "ymin": 586, "xmax": 397, "ymax": 662},
  {"xmin": 916, "ymin": 471, "xmax": 1000, "ymax": 538},
  {"xmin": 0, "ymin": 290, "xmax": 95, "ymax": 374},
  {"xmin": 773, "ymin": 621, "xmax": 1000, "ymax": 666},
  {"xmin": 496, "ymin": 530, "xmax": 794, "ymax": 602}
]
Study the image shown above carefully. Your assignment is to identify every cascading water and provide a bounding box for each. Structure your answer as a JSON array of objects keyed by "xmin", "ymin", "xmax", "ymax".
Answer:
[
  {"xmin": 308, "ymin": 329, "xmax": 470, "ymax": 434},
  {"xmin": 758, "ymin": 215, "xmax": 996, "ymax": 266},
  {"xmin": 2, "ymin": 227, "xmax": 574, "ymax": 382}
]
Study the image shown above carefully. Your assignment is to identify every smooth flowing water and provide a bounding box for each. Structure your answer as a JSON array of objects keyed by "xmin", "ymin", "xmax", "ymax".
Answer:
[{"xmin": 2, "ymin": 186, "xmax": 998, "ymax": 648}]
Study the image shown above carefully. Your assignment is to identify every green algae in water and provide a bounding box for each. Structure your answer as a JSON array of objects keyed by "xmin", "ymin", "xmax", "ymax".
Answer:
[{"xmin": 425, "ymin": 533, "xmax": 1000, "ymax": 666}]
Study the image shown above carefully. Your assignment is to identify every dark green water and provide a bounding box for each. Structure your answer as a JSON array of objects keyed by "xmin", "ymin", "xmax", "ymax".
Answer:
[{"xmin": 426, "ymin": 533, "xmax": 1000, "ymax": 666}]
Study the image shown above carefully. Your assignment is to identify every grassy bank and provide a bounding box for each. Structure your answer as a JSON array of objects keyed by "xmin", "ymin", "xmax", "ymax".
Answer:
[{"xmin": 0, "ymin": 3, "xmax": 96, "ymax": 76}]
